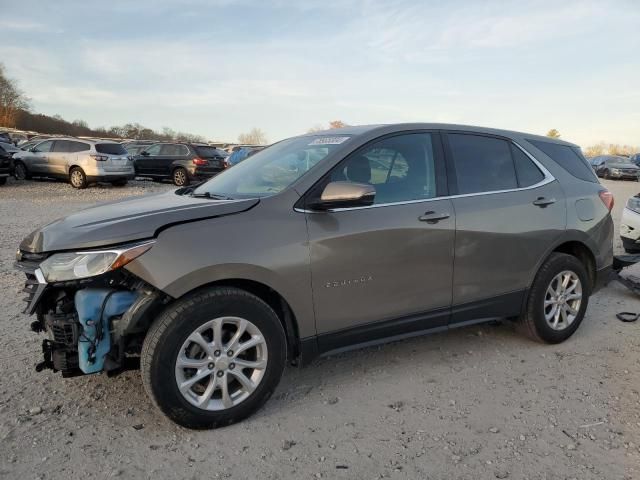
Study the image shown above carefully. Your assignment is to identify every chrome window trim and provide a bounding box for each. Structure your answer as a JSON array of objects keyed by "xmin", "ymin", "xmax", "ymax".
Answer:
[{"xmin": 294, "ymin": 140, "xmax": 555, "ymax": 214}]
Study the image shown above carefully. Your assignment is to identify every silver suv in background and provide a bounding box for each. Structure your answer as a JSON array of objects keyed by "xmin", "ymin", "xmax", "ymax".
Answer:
[
  {"xmin": 16, "ymin": 123, "xmax": 614, "ymax": 428},
  {"xmin": 13, "ymin": 138, "xmax": 135, "ymax": 188}
]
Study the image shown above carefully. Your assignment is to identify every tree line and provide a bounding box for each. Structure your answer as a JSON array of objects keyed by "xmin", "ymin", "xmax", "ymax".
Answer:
[{"xmin": 547, "ymin": 129, "xmax": 638, "ymax": 158}]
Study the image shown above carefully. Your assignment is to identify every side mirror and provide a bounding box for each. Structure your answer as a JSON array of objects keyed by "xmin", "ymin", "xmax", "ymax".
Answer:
[
  {"xmin": 29, "ymin": 147, "xmax": 37, "ymax": 152},
  {"xmin": 140, "ymin": 151, "xmax": 150, "ymax": 156},
  {"xmin": 308, "ymin": 181, "xmax": 376, "ymax": 211}
]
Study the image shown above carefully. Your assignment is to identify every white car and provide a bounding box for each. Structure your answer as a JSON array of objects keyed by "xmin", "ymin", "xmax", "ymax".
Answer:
[{"xmin": 621, "ymin": 195, "xmax": 640, "ymax": 252}]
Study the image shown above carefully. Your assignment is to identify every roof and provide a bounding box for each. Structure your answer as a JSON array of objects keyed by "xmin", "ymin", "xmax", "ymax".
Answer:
[{"xmin": 303, "ymin": 123, "xmax": 579, "ymax": 148}]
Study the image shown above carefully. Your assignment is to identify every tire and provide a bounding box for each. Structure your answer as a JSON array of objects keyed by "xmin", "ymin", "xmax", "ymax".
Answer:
[
  {"xmin": 519, "ymin": 252, "xmax": 590, "ymax": 344},
  {"xmin": 111, "ymin": 179, "xmax": 128, "ymax": 187},
  {"xmin": 172, "ymin": 167, "xmax": 189, "ymax": 186},
  {"xmin": 603, "ymin": 169, "xmax": 610, "ymax": 179},
  {"xmin": 0, "ymin": 177, "xmax": 6, "ymax": 185},
  {"xmin": 141, "ymin": 286, "xmax": 287, "ymax": 429},
  {"xmin": 14, "ymin": 161, "xmax": 30, "ymax": 180},
  {"xmin": 69, "ymin": 167, "xmax": 87, "ymax": 189}
]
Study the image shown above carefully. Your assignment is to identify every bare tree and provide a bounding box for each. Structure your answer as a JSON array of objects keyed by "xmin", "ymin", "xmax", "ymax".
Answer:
[
  {"xmin": 0, "ymin": 63, "xmax": 30, "ymax": 127},
  {"xmin": 306, "ymin": 124, "xmax": 325, "ymax": 133},
  {"xmin": 238, "ymin": 127, "xmax": 268, "ymax": 145},
  {"xmin": 546, "ymin": 129, "xmax": 561, "ymax": 138},
  {"xmin": 329, "ymin": 120, "xmax": 348, "ymax": 129}
]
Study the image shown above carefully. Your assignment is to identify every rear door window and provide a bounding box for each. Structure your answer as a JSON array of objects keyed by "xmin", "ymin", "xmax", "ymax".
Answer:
[
  {"xmin": 527, "ymin": 139, "xmax": 597, "ymax": 183},
  {"xmin": 51, "ymin": 140, "xmax": 69, "ymax": 152},
  {"xmin": 160, "ymin": 144, "xmax": 189, "ymax": 156},
  {"xmin": 66, "ymin": 141, "xmax": 90, "ymax": 152},
  {"xmin": 95, "ymin": 143, "xmax": 127, "ymax": 155},
  {"xmin": 447, "ymin": 133, "xmax": 517, "ymax": 194}
]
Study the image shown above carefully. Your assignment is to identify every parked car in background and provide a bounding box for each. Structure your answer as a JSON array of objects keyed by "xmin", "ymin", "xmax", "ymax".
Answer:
[
  {"xmin": 12, "ymin": 138, "xmax": 134, "ymax": 188},
  {"xmin": 591, "ymin": 155, "xmax": 640, "ymax": 180},
  {"xmin": 0, "ymin": 132, "xmax": 13, "ymax": 145},
  {"xmin": 0, "ymin": 142, "xmax": 17, "ymax": 184},
  {"xmin": 15, "ymin": 123, "xmax": 614, "ymax": 428},
  {"xmin": 227, "ymin": 146, "xmax": 265, "ymax": 166},
  {"xmin": 621, "ymin": 194, "xmax": 640, "ymax": 252},
  {"xmin": 629, "ymin": 153, "xmax": 640, "ymax": 167},
  {"xmin": 134, "ymin": 143, "xmax": 228, "ymax": 186}
]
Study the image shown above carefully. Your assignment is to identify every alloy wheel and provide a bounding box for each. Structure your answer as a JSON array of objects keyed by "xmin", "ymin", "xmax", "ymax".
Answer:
[
  {"xmin": 70, "ymin": 170, "xmax": 84, "ymax": 188},
  {"xmin": 174, "ymin": 316, "xmax": 268, "ymax": 411},
  {"xmin": 543, "ymin": 270, "xmax": 582, "ymax": 331},
  {"xmin": 174, "ymin": 169, "xmax": 187, "ymax": 186}
]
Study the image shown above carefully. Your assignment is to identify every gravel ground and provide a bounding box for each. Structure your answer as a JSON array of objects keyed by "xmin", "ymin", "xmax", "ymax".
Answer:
[{"xmin": 1, "ymin": 177, "xmax": 639, "ymax": 480}]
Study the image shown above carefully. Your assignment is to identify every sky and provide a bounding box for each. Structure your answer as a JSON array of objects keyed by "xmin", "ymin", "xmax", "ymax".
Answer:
[{"xmin": 0, "ymin": 0, "xmax": 639, "ymax": 147}]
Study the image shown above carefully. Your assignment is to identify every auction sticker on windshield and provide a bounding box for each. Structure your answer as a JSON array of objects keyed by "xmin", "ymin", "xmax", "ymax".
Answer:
[{"xmin": 308, "ymin": 136, "xmax": 350, "ymax": 146}]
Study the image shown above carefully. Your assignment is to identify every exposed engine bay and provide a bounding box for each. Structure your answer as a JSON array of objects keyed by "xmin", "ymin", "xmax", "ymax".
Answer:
[{"xmin": 17, "ymin": 250, "xmax": 167, "ymax": 377}]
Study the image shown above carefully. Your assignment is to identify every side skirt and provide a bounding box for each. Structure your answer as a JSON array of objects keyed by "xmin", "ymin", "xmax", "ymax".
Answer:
[{"xmin": 299, "ymin": 289, "xmax": 526, "ymax": 366}]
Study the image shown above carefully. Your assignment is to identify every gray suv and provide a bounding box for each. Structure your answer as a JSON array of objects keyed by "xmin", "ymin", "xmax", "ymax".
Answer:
[
  {"xmin": 15, "ymin": 124, "xmax": 614, "ymax": 428},
  {"xmin": 13, "ymin": 138, "xmax": 135, "ymax": 188}
]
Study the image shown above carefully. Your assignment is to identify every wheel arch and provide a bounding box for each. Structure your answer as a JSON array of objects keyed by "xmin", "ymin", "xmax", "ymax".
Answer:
[
  {"xmin": 164, "ymin": 277, "xmax": 303, "ymax": 364},
  {"xmin": 534, "ymin": 236, "xmax": 597, "ymax": 290}
]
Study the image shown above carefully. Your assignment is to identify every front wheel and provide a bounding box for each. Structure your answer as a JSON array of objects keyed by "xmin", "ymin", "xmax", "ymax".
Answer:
[
  {"xmin": 603, "ymin": 169, "xmax": 610, "ymax": 179},
  {"xmin": 14, "ymin": 161, "xmax": 30, "ymax": 180},
  {"xmin": 519, "ymin": 253, "xmax": 589, "ymax": 343},
  {"xmin": 141, "ymin": 287, "xmax": 287, "ymax": 429}
]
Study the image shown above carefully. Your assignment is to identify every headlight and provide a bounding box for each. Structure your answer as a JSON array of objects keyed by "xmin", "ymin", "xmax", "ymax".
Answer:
[
  {"xmin": 39, "ymin": 240, "xmax": 155, "ymax": 282},
  {"xmin": 627, "ymin": 197, "xmax": 640, "ymax": 215},
  {"xmin": 611, "ymin": 168, "xmax": 620, "ymax": 174}
]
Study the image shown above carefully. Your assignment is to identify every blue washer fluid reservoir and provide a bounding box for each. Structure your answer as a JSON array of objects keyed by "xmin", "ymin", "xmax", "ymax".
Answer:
[{"xmin": 75, "ymin": 289, "xmax": 138, "ymax": 374}]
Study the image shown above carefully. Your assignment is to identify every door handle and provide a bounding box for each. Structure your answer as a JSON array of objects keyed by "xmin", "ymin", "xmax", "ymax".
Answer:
[
  {"xmin": 418, "ymin": 211, "xmax": 450, "ymax": 223},
  {"xmin": 532, "ymin": 197, "xmax": 556, "ymax": 208}
]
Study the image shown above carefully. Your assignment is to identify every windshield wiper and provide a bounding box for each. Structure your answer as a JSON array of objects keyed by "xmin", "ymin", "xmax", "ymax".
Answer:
[{"xmin": 190, "ymin": 192, "xmax": 234, "ymax": 200}]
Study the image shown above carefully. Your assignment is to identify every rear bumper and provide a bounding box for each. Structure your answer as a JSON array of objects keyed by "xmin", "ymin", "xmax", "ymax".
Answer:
[{"xmin": 86, "ymin": 173, "xmax": 135, "ymax": 183}]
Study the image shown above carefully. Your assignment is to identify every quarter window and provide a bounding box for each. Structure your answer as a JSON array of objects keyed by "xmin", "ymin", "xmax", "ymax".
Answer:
[
  {"xmin": 331, "ymin": 133, "xmax": 438, "ymax": 204},
  {"xmin": 527, "ymin": 139, "xmax": 597, "ymax": 183},
  {"xmin": 512, "ymin": 145, "xmax": 544, "ymax": 187},
  {"xmin": 448, "ymin": 134, "xmax": 517, "ymax": 194}
]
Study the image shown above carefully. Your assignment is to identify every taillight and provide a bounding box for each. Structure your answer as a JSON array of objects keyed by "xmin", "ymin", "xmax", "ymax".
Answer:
[
  {"xmin": 192, "ymin": 157, "xmax": 208, "ymax": 166},
  {"xmin": 599, "ymin": 189, "xmax": 614, "ymax": 212},
  {"xmin": 90, "ymin": 154, "xmax": 108, "ymax": 161}
]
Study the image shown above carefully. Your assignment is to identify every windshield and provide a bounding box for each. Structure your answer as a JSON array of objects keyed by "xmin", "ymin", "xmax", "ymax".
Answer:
[
  {"xmin": 193, "ymin": 135, "xmax": 350, "ymax": 198},
  {"xmin": 608, "ymin": 156, "xmax": 633, "ymax": 165}
]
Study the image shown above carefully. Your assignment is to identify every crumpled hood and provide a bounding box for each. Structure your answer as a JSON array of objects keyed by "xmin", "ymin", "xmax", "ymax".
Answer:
[{"xmin": 20, "ymin": 191, "xmax": 259, "ymax": 253}]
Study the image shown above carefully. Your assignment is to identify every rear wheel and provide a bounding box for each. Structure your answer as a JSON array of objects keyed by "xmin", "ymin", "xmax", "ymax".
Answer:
[
  {"xmin": 519, "ymin": 253, "xmax": 589, "ymax": 343},
  {"xmin": 69, "ymin": 167, "xmax": 87, "ymax": 189},
  {"xmin": 14, "ymin": 161, "xmax": 30, "ymax": 180},
  {"xmin": 141, "ymin": 287, "xmax": 287, "ymax": 429},
  {"xmin": 172, "ymin": 167, "xmax": 189, "ymax": 186}
]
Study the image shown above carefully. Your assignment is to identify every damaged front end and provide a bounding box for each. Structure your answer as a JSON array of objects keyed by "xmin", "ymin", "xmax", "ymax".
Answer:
[{"xmin": 15, "ymin": 241, "xmax": 167, "ymax": 377}]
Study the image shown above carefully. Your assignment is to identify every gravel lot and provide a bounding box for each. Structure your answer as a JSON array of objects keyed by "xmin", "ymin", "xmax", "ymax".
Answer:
[{"xmin": 1, "ymin": 177, "xmax": 639, "ymax": 480}]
